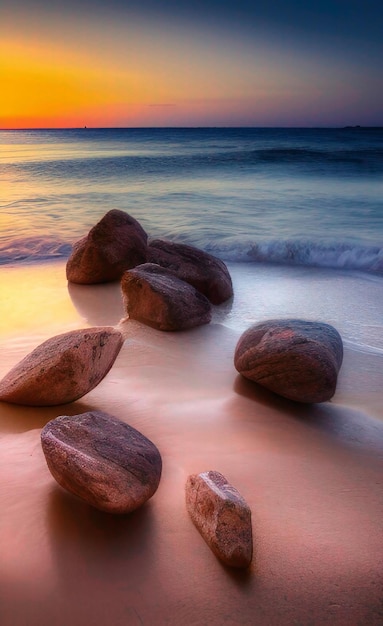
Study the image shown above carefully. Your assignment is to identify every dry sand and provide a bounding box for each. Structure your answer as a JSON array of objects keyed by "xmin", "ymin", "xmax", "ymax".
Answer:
[{"xmin": 0, "ymin": 261, "xmax": 382, "ymax": 625}]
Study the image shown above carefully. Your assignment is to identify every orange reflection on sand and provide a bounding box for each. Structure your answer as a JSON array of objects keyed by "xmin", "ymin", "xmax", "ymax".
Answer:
[{"xmin": 0, "ymin": 263, "xmax": 81, "ymax": 339}]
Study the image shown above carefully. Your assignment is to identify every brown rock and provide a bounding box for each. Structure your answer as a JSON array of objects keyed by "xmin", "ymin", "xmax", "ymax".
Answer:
[
  {"xmin": 0, "ymin": 327, "xmax": 123, "ymax": 406},
  {"xmin": 121, "ymin": 263, "xmax": 212, "ymax": 331},
  {"xmin": 186, "ymin": 471, "xmax": 253, "ymax": 568},
  {"xmin": 147, "ymin": 239, "xmax": 233, "ymax": 304},
  {"xmin": 41, "ymin": 411, "xmax": 162, "ymax": 513},
  {"xmin": 66, "ymin": 209, "xmax": 148, "ymax": 284},
  {"xmin": 234, "ymin": 319, "xmax": 343, "ymax": 403}
]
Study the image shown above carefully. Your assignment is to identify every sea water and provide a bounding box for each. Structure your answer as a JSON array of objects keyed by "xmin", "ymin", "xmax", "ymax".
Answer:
[
  {"xmin": 1, "ymin": 127, "xmax": 383, "ymax": 264},
  {"xmin": 1, "ymin": 127, "xmax": 383, "ymax": 356}
]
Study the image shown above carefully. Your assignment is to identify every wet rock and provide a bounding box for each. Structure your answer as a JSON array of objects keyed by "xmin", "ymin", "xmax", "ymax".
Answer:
[
  {"xmin": 234, "ymin": 319, "xmax": 343, "ymax": 403},
  {"xmin": 66, "ymin": 209, "xmax": 148, "ymax": 284},
  {"xmin": 185, "ymin": 470, "xmax": 253, "ymax": 568},
  {"xmin": 147, "ymin": 239, "xmax": 233, "ymax": 304},
  {"xmin": 0, "ymin": 327, "xmax": 123, "ymax": 406},
  {"xmin": 121, "ymin": 263, "xmax": 212, "ymax": 331},
  {"xmin": 41, "ymin": 411, "xmax": 162, "ymax": 513}
]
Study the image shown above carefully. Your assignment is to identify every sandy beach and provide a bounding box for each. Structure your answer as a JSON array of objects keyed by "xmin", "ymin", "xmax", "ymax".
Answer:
[{"xmin": 1, "ymin": 261, "xmax": 383, "ymax": 625}]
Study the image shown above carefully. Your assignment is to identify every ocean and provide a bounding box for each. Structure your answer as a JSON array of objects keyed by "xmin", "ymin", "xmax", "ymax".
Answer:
[
  {"xmin": 1, "ymin": 128, "xmax": 383, "ymax": 624},
  {"xmin": 1, "ymin": 127, "xmax": 383, "ymax": 269}
]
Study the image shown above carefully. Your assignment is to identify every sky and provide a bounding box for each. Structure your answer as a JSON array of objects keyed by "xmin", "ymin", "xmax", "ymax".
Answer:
[{"xmin": 1, "ymin": 0, "xmax": 382, "ymax": 128}]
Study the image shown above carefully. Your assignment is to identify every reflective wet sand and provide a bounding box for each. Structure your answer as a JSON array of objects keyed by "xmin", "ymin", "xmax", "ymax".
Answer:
[{"xmin": 1, "ymin": 262, "xmax": 382, "ymax": 625}]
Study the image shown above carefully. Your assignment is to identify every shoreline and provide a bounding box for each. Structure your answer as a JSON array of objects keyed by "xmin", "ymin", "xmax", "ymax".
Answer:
[{"xmin": 1, "ymin": 260, "xmax": 383, "ymax": 624}]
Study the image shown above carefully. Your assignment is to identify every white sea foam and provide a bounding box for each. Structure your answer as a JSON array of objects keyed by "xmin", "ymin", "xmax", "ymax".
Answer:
[
  {"xmin": 1, "ymin": 235, "xmax": 383, "ymax": 276},
  {"xmin": 204, "ymin": 238, "xmax": 383, "ymax": 273}
]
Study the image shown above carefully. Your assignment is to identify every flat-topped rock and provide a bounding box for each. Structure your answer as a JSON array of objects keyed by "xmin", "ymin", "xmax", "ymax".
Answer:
[
  {"xmin": 121, "ymin": 263, "xmax": 212, "ymax": 331},
  {"xmin": 66, "ymin": 209, "xmax": 148, "ymax": 284},
  {"xmin": 0, "ymin": 327, "xmax": 123, "ymax": 406},
  {"xmin": 234, "ymin": 319, "xmax": 343, "ymax": 403},
  {"xmin": 41, "ymin": 411, "xmax": 162, "ymax": 513},
  {"xmin": 185, "ymin": 470, "xmax": 253, "ymax": 568},
  {"xmin": 147, "ymin": 239, "xmax": 233, "ymax": 304}
]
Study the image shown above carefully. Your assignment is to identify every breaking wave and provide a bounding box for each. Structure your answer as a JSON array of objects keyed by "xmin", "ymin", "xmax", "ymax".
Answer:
[
  {"xmin": 1, "ymin": 235, "xmax": 383, "ymax": 276},
  {"xmin": 204, "ymin": 238, "xmax": 383, "ymax": 274}
]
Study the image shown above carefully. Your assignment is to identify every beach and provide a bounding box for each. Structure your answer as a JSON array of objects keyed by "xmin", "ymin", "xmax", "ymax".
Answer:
[{"xmin": 1, "ymin": 260, "xmax": 382, "ymax": 625}]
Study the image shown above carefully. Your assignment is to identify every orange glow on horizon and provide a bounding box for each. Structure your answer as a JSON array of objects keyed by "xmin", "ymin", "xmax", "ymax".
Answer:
[
  {"xmin": 0, "ymin": 35, "xmax": 173, "ymax": 129},
  {"xmin": 1, "ymin": 22, "xmax": 293, "ymax": 129}
]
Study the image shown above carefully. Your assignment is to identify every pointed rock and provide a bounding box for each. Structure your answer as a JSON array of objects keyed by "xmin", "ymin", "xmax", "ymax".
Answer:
[
  {"xmin": 0, "ymin": 327, "xmax": 123, "ymax": 406},
  {"xmin": 185, "ymin": 471, "xmax": 253, "ymax": 568},
  {"xmin": 41, "ymin": 411, "xmax": 162, "ymax": 513},
  {"xmin": 147, "ymin": 239, "xmax": 233, "ymax": 304},
  {"xmin": 121, "ymin": 263, "xmax": 212, "ymax": 331},
  {"xmin": 234, "ymin": 319, "xmax": 343, "ymax": 403},
  {"xmin": 66, "ymin": 209, "xmax": 148, "ymax": 284}
]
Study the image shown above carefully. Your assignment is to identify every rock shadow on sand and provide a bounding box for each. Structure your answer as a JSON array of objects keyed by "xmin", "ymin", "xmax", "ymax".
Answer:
[
  {"xmin": 0, "ymin": 399, "xmax": 99, "ymax": 434},
  {"xmin": 233, "ymin": 373, "xmax": 383, "ymax": 455},
  {"xmin": 46, "ymin": 486, "xmax": 157, "ymax": 623}
]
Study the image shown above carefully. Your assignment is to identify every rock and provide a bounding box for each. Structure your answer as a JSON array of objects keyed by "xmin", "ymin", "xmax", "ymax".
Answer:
[
  {"xmin": 121, "ymin": 263, "xmax": 212, "ymax": 331},
  {"xmin": 66, "ymin": 209, "xmax": 148, "ymax": 284},
  {"xmin": 185, "ymin": 471, "xmax": 253, "ymax": 568},
  {"xmin": 147, "ymin": 239, "xmax": 233, "ymax": 304},
  {"xmin": 41, "ymin": 411, "xmax": 162, "ymax": 513},
  {"xmin": 234, "ymin": 319, "xmax": 343, "ymax": 403},
  {"xmin": 0, "ymin": 327, "xmax": 123, "ymax": 406}
]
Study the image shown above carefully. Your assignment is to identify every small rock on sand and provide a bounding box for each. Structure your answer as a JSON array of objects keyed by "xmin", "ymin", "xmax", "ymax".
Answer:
[
  {"xmin": 121, "ymin": 263, "xmax": 212, "ymax": 331},
  {"xmin": 234, "ymin": 318, "xmax": 343, "ymax": 403},
  {"xmin": 147, "ymin": 239, "xmax": 233, "ymax": 304},
  {"xmin": 66, "ymin": 209, "xmax": 148, "ymax": 284},
  {"xmin": 185, "ymin": 470, "xmax": 253, "ymax": 568},
  {"xmin": 41, "ymin": 410, "xmax": 162, "ymax": 514},
  {"xmin": 0, "ymin": 327, "xmax": 123, "ymax": 406}
]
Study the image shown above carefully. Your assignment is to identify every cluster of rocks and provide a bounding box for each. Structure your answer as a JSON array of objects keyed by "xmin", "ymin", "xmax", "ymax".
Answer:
[
  {"xmin": 0, "ymin": 209, "xmax": 346, "ymax": 569},
  {"xmin": 66, "ymin": 209, "xmax": 233, "ymax": 331},
  {"xmin": 40, "ymin": 408, "xmax": 253, "ymax": 567}
]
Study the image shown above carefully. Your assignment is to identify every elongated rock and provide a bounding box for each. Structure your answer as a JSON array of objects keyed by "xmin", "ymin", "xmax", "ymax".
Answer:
[
  {"xmin": 147, "ymin": 239, "xmax": 233, "ymax": 304},
  {"xmin": 41, "ymin": 411, "xmax": 162, "ymax": 513},
  {"xmin": 234, "ymin": 319, "xmax": 343, "ymax": 403},
  {"xmin": 185, "ymin": 471, "xmax": 253, "ymax": 568},
  {"xmin": 0, "ymin": 327, "xmax": 123, "ymax": 406},
  {"xmin": 66, "ymin": 209, "xmax": 148, "ymax": 284},
  {"xmin": 121, "ymin": 263, "xmax": 212, "ymax": 331}
]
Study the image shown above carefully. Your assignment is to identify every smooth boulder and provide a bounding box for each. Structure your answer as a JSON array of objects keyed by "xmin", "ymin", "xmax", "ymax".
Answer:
[
  {"xmin": 234, "ymin": 319, "xmax": 343, "ymax": 403},
  {"xmin": 66, "ymin": 209, "xmax": 148, "ymax": 284},
  {"xmin": 41, "ymin": 411, "xmax": 162, "ymax": 513},
  {"xmin": 0, "ymin": 327, "xmax": 123, "ymax": 406},
  {"xmin": 147, "ymin": 239, "xmax": 233, "ymax": 304},
  {"xmin": 121, "ymin": 263, "xmax": 212, "ymax": 331},
  {"xmin": 185, "ymin": 471, "xmax": 253, "ymax": 568}
]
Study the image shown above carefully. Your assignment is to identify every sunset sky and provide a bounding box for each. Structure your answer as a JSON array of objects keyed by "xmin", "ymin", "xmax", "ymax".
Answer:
[{"xmin": 1, "ymin": 0, "xmax": 382, "ymax": 128}]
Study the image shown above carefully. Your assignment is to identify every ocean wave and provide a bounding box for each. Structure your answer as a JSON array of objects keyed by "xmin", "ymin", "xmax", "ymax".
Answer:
[
  {"xmin": 205, "ymin": 239, "xmax": 383, "ymax": 274},
  {"xmin": 1, "ymin": 235, "xmax": 383, "ymax": 275},
  {"xmin": 0, "ymin": 237, "xmax": 72, "ymax": 265}
]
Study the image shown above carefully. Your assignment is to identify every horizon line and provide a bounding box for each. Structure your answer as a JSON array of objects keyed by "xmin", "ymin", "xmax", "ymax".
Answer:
[{"xmin": 1, "ymin": 125, "xmax": 382, "ymax": 131}]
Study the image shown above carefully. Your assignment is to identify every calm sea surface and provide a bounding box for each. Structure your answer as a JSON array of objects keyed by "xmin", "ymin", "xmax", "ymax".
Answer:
[{"xmin": 1, "ymin": 127, "xmax": 383, "ymax": 270}]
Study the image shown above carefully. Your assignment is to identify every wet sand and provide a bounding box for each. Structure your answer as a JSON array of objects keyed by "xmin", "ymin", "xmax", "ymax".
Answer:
[{"xmin": 1, "ymin": 262, "xmax": 383, "ymax": 625}]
